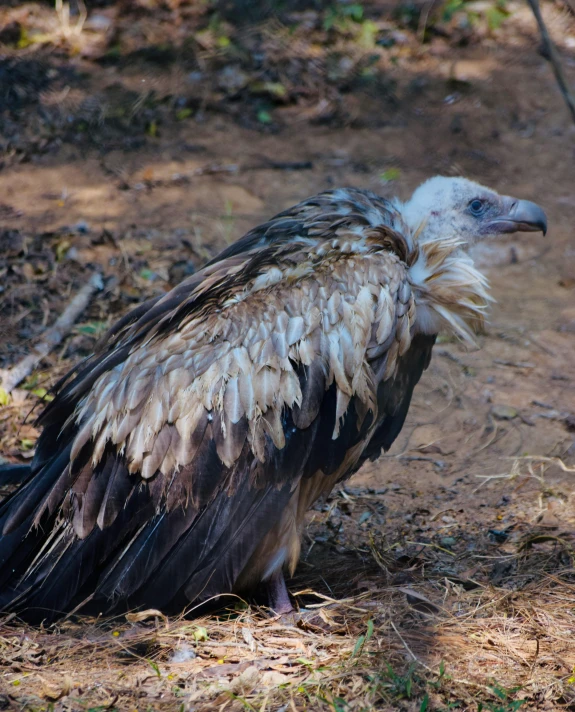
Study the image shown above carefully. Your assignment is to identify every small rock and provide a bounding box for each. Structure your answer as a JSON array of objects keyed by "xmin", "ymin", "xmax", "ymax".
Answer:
[
  {"xmin": 84, "ymin": 14, "xmax": 113, "ymax": 32},
  {"xmin": 440, "ymin": 536, "xmax": 457, "ymax": 548},
  {"xmin": 73, "ymin": 220, "xmax": 90, "ymax": 234},
  {"xmin": 218, "ymin": 65, "xmax": 249, "ymax": 95}
]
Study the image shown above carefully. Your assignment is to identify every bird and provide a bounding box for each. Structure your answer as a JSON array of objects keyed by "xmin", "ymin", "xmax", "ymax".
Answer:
[{"xmin": 0, "ymin": 176, "xmax": 547, "ymax": 622}]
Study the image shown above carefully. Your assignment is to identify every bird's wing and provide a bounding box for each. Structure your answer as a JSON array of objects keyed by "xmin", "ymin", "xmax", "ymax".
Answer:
[{"xmin": 0, "ymin": 194, "xmax": 421, "ymax": 619}]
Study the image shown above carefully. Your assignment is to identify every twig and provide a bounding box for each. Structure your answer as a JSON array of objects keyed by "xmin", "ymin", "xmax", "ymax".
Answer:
[
  {"xmin": 248, "ymin": 160, "xmax": 314, "ymax": 171},
  {"xmin": 493, "ymin": 359, "xmax": 535, "ymax": 369},
  {"xmin": 526, "ymin": 0, "xmax": 575, "ymax": 123},
  {"xmin": 0, "ymin": 273, "xmax": 103, "ymax": 393},
  {"xmin": 417, "ymin": 0, "xmax": 437, "ymax": 42}
]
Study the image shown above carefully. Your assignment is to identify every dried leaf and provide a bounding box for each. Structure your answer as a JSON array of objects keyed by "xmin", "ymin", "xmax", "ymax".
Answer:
[
  {"xmin": 125, "ymin": 609, "xmax": 167, "ymax": 624},
  {"xmin": 397, "ymin": 587, "xmax": 441, "ymax": 615}
]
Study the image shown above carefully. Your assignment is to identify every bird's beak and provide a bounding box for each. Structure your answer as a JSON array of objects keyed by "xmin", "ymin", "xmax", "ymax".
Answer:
[{"xmin": 489, "ymin": 198, "xmax": 548, "ymax": 236}]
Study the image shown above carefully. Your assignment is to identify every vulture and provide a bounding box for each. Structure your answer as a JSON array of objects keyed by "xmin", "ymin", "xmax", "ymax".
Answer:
[{"xmin": 0, "ymin": 177, "xmax": 547, "ymax": 621}]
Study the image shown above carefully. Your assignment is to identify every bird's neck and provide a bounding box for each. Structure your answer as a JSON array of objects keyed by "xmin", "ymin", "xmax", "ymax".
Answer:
[{"xmin": 407, "ymin": 235, "xmax": 492, "ymax": 345}]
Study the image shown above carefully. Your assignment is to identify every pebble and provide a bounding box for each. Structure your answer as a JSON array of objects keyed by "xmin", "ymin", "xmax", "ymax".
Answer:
[{"xmin": 440, "ymin": 536, "xmax": 457, "ymax": 548}]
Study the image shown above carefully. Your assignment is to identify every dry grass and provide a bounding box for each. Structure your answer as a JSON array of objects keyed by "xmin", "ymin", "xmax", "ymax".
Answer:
[{"xmin": 2, "ymin": 461, "xmax": 574, "ymax": 712}]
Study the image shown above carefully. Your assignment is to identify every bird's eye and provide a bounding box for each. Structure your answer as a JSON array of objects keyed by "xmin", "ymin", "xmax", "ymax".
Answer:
[{"xmin": 469, "ymin": 199, "xmax": 485, "ymax": 215}]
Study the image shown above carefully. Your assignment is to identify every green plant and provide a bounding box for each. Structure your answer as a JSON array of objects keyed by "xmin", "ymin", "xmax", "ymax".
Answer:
[
  {"xmin": 441, "ymin": 0, "xmax": 510, "ymax": 30},
  {"xmin": 477, "ymin": 684, "xmax": 526, "ymax": 712},
  {"xmin": 324, "ymin": 3, "xmax": 364, "ymax": 31}
]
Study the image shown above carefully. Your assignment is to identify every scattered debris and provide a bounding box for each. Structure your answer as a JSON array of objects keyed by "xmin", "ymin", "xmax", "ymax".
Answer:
[{"xmin": 0, "ymin": 272, "xmax": 103, "ymax": 394}]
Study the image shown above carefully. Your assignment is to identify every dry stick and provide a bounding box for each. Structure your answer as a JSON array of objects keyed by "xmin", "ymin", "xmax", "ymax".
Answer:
[
  {"xmin": 0, "ymin": 272, "xmax": 104, "ymax": 394},
  {"xmin": 526, "ymin": 0, "xmax": 575, "ymax": 123}
]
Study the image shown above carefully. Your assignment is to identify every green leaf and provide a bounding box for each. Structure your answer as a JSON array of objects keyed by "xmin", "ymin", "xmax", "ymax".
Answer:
[
  {"xmin": 296, "ymin": 657, "xmax": 315, "ymax": 667},
  {"xmin": 491, "ymin": 685, "xmax": 506, "ymax": 700},
  {"xmin": 485, "ymin": 6, "xmax": 507, "ymax": 30},
  {"xmin": 250, "ymin": 82, "xmax": 287, "ymax": 98},
  {"xmin": 442, "ymin": 0, "xmax": 464, "ymax": 21},
  {"xmin": 0, "ymin": 387, "xmax": 10, "ymax": 406},
  {"xmin": 77, "ymin": 321, "xmax": 107, "ymax": 336},
  {"xmin": 22, "ymin": 373, "xmax": 39, "ymax": 389},
  {"xmin": 147, "ymin": 120, "xmax": 158, "ymax": 137},
  {"xmin": 17, "ymin": 28, "xmax": 32, "ymax": 49},
  {"xmin": 357, "ymin": 19, "xmax": 379, "ymax": 48},
  {"xmin": 31, "ymin": 387, "xmax": 54, "ymax": 402},
  {"xmin": 20, "ymin": 438, "xmax": 36, "ymax": 450},
  {"xmin": 193, "ymin": 626, "xmax": 208, "ymax": 641},
  {"xmin": 380, "ymin": 167, "xmax": 401, "ymax": 183},
  {"xmin": 176, "ymin": 108, "xmax": 193, "ymax": 120},
  {"xmin": 420, "ymin": 694, "xmax": 429, "ymax": 712},
  {"xmin": 346, "ymin": 4, "xmax": 364, "ymax": 21},
  {"xmin": 257, "ymin": 109, "xmax": 273, "ymax": 124},
  {"xmin": 55, "ymin": 239, "xmax": 71, "ymax": 261},
  {"xmin": 351, "ymin": 634, "xmax": 365, "ymax": 657},
  {"xmin": 366, "ymin": 618, "xmax": 374, "ymax": 641},
  {"xmin": 146, "ymin": 659, "xmax": 161, "ymax": 678}
]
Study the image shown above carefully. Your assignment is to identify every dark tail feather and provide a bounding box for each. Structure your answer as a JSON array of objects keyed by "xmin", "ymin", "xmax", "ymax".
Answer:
[
  {"xmin": 0, "ymin": 483, "xmax": 156, "ymax": 622},
  {"xmin": 0, "ymin": 444, "xmax": 73, "ymax": 535},
  {"xmin": 181, "ymin": 480, "xmax": 294, "ymax": 603},
  {"xmin": 0, "ymin": 464, "xmax": 32, "ymax": 487}
]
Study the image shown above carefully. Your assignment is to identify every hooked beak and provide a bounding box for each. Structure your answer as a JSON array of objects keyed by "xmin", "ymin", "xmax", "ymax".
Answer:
[{"xmin": 488, "ymin": 198, "xmax": 548, "ymax": 236}]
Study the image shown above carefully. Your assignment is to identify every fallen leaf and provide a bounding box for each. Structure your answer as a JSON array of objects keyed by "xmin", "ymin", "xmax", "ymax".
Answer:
[
  {"xmin": 397, "ymin": 587, "xmax": 442, "ymax": 615},
  {"xmin": 125, "ymin": 609, "xmax": 167, "ymax": 624}
]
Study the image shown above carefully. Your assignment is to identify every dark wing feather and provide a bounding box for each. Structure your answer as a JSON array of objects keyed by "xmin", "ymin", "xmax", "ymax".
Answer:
[
  {"xmin": 0, "ymin": 464, "xmax": 31, "ymax": 487},
  {"xmin": 360, "ymin": 333, "xmax": 436, "ymax": 465}
]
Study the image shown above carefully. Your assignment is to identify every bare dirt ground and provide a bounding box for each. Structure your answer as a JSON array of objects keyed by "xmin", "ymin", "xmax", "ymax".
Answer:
[{"xmin": 1, "ymin": 1, "xmax": 575, "ymax": 710}]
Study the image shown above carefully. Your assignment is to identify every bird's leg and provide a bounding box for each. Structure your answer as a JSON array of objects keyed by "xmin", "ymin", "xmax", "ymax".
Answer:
[
  {"xmin": 265, "ymin": 571, "xmax": 332, "ymax": 630},
  {"xmin": 266, "ymin": 569, "xmax": 294, "ymax": 615}
]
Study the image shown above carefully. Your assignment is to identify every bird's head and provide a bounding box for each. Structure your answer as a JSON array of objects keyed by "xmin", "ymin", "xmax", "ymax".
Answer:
[{"xmin": 401, "ymin": 176, "xmax": 547, "ymax": 246}]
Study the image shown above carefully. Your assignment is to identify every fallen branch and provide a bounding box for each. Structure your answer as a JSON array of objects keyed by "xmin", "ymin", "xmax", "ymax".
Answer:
[
  {"xmin": 526, "ymin": 0, "xmax": 575, "ymax": 123},
  {"xmin": 0, "ymin": 272, "xmax": 104, "ymax": 394}
]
